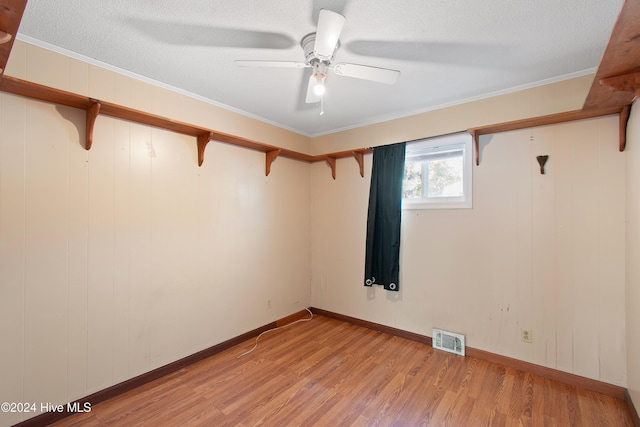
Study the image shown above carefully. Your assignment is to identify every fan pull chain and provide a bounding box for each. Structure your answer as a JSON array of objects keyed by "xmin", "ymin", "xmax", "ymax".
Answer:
[{"xmin": 320, "ymin": 96, "xmax": 325, "ymax": 116}]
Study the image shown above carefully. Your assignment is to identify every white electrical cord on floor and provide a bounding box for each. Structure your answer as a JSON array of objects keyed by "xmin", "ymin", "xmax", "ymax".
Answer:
[{"xmin": 237, "ymin": 308, "xmax": 314, "ymax": 358}]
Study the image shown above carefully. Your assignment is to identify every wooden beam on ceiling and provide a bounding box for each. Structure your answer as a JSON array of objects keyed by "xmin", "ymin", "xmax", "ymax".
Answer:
[
  {"xmin": 0, "ymin": 0, "xmax": 28, "ymax": 77},
  {"xmin": 583, "ymin": 0, "xmax": 640, "ymax": 110}
]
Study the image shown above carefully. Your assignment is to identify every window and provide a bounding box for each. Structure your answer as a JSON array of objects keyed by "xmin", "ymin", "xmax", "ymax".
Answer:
[{"xmin": 402, "ymin": 132, "xmax": 473, "ymax": 209}]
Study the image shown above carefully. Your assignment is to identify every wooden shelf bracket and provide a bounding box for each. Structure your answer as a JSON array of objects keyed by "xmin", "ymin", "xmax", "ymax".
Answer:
[
  {"xmin": 85, "ymin": 100, "xmax": 101, "ymax": 150},
  {"xmin": 197, "ymin": 132, "xmax": 214, "ymax": 167},
  {"xmin": 469, "ymin": 129, "xmax": 479, "ymax": 166},
  {"xmin": 620, "ymin": 104, "xmax": 631, "ymax": 152},
  {"xmin": 266, "ymin": 149, "xmax": 281, "ymax": 176},
  {"xmin": 352, "ymin": 151, "xmax": 365, "ymax": 177},
  {"xmin": 326, "ymin": 156, "xmax": 337, "ymax": 180}
]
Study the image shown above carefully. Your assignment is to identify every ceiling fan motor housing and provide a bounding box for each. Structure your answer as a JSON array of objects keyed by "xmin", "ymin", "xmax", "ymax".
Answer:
[{"xmin": 301, "ymin": 33, "xmax": 337, "ymax": 65}]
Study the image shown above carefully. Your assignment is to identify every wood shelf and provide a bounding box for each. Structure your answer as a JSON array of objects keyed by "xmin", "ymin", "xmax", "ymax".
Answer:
[
  {"xmin": 0, "ymin": 75, "xmax": 628, "ymax": 175},
  {"xmin": 0, "ymin": 76, "xmax": 376, "ymax": 178},
  {"xmin": 469, "ymin": 0, "xmax": 639, "ymax": 165},
  {"xmin": 579, "ymin": 0, "xmax": 639, "ymax": 158},
  {"xmin": 583, "ymin": 0, "xmax": 640, "ymax": 111},
  {"xmin": 0, "ymin": 0, "xmax": 27, "ymax": 78},
  {"xmin": 0, "ymin": 76, "xmax": 327, "ymax": 174},
  {"xmin": 314, "ymin": 148, "xmax": 372, "ymax": 179},
  {"xmin": 468, "ymin": 106, "xmax": 625, "ymax": 165}
]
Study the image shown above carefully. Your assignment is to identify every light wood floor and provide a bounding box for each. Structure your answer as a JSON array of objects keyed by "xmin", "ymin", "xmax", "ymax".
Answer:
[{"xmin": 50, "ymin": 315, "xmax": 633, "ymax": 426}]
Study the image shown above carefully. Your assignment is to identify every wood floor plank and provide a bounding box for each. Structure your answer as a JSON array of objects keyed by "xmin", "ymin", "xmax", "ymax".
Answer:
[
  {"xmin": 359, "ymin": 346, "xmax": 427, "ymax": 422},
  {"xmin": 47, "ymin": 314, "xmax": 634, "ymax": 427},
  {"xmin": 232, "ymin": 376, "xmax": 311, "ymax": 426}
]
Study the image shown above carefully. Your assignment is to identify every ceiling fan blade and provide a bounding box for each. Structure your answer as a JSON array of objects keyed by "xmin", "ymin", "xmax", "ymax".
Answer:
[
  {"xmin": 305, "ymin": 75, "xmax": 321, "ymax": 103},
  {"xmin": 125, "ymin": 18, "xmax": 295, "ymax": 49},
  {"xmin": 332, "ymin": 63, "xmax": 400, "ymax": 84},
  {"xmin": 235, "ymin": 60, "xmax": 308, "ymax": 68},
  {"xmin": 314, "ymin": 9, "xmax": 345, "ymax": 60},
  {"xmin": 345, "ymin": 40, "xmax": 511, "ymax": 67}
]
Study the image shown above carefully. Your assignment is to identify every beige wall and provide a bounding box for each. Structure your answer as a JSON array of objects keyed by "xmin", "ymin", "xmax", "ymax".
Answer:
[
  {"xmin": 0, "ymin": 42, "xmax": 311, "ymax": 426},
  {"xmin": 310, "ymin": 82, "xmax": 627, "ymax": 387},
  {"xmin": 310, "ymin": 75, "xmax": 593, "ymax": 155},
  {"xmin": 626, "ymin": 100, "xmax": 640, "ymax": 411},
  {"xmin": 5, "ymin": 40, "xmax": 312, "ymax": 154}
]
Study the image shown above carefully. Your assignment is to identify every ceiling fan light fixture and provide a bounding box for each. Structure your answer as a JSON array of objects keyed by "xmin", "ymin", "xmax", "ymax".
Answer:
[
  {"xmin": 313, "ymin": 72, "xmax": 326, "ymax": 96},
  {"xmin": 312, "ymin": 61, "xmax": 328, "ymax": 97}
]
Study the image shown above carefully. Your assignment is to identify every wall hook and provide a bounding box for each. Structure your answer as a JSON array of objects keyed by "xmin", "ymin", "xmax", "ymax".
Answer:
[{"xmin": 536, "ymin": 155, "xmax": 549, "ymax": 174}]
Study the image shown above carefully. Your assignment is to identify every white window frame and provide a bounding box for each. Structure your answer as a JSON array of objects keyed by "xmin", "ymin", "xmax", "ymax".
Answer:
[{"xmin": 402, "ymin": 132, "xmax": 473, "ymax": 210}]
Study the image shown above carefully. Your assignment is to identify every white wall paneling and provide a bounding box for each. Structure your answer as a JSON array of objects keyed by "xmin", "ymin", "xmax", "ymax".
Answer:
[
  {"xmin": 311, "ymin": 115, "xmax": 626, "ymax": 386},
  {"xmin": 0, "ymin": 67, "xmax": 311, "ymax": 427},
  {"xmin": 626, "ymin": 100, "xmax": 640, "ymax": 412}
]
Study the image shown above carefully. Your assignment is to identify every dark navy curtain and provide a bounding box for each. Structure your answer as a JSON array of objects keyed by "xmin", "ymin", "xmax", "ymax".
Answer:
[{"xmin": 364, "ymin": 142, "xmax": 406, "ymax": 291}]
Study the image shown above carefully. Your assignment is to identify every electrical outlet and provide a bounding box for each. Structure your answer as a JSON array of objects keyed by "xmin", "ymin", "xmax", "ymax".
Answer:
[
  {"xmin": 267, "ymin": 299, "xmax": 272, "ymax": 309},
  {"xmin": 521, "ymin": 329, "xmax": 532, "ymax": 343}
]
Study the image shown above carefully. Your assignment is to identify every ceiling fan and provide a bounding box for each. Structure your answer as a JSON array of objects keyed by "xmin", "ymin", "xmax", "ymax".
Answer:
[{"xmin": 235, "ymin": 9, "xmax": 400, "ymax": 114}]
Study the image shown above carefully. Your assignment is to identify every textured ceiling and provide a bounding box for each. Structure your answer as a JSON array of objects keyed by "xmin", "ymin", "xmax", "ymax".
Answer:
[{"xmin": 17, "ymin": 0, "xmax": 623, "ymax": 136}]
